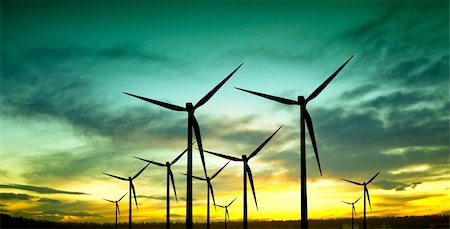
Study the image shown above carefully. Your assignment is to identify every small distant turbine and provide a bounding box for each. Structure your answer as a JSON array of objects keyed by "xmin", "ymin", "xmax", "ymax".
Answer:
[
  {"xmin": 342, "ymin": 196, "xmax": 361, "ymax": 229},
  {"xmin": 134, "ymin": 147, "xmax": 189, "ymax": 229},
  {"xmin": 123, "ymin": 64, "xmax": 242, "ymax": 228},
  {"xmin": 235, "ymin": 55, "xmax": 353, "ymax": 229},
  {"xmin": 103, "ymin": 193, "xmax": 127, "ymax": 229},
  {"xmin": 182, "ymin": 161, "xmax": 230, "ymax": 229},
  {"xmin": 342, "ymin": 172, "xmax": 380, "ymax": 229},
  {"xmin": 103, "ymin": 163, "xmax": 150, "ymax": 229},
  {"xmin": 205, "ymin": 126, "xmax": 282, "ymax": 229},
  {"xmin": 215, "ymin": 197, "xmax": 238, "ymax": 229}
]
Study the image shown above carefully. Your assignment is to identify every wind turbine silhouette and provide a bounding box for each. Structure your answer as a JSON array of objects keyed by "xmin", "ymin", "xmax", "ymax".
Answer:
[
  {"xmin": 134, "ymin": 147, "xmax": 189, "ymax": 229},
  {"xmin": 205, "ymin": 126, "xmax": 282, "ymax": 229},
  {"xmin": 342, "ymin": 172, "xmax": 380, "ymax": 229},
  {"xmin": 235, "ymin": 55, "xmax": 353, "ymax": 229},
  {"xmin": 103, "ymin": 193, "xmax": 127, "ymax": 229},
  {"xmin": 342, "ymin": 196, "xmax": 361, "ymax": 229},
  {"xmin": 103, "ymin": 163, "xmax": 150, "ymax": 229},
  {"xmin": 123, "ymin": 64, "xmax": 242, "ymax": 228},
  {"xmin": 215, "ymin": 197, "xmax": 238, "ymax": 229},
  {"xmin": 182, "ymin": 161, "xmax": 230, "ymax": 229}
]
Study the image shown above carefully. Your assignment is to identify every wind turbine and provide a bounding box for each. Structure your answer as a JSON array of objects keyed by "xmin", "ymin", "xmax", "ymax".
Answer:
[
  {"xmin": 342, "ymin": 172, "xmax": 380, "ymax": 229},
  {"xmin": 182, "ymin": 161, "xmax": 230, "ymax": 229},
  {"xmin": 342, "ymin": 196, "xmax": 361, "ymax": 229},
  {"xmin": 134, "ymin": 147, "xmax": 188, "ymax": 229},
  {"xmin": 205, "ymin": 126, "xmax": 282, "ymax": 229},
  {"xmin": 123, "ymin": 64, "xmax": 242, "ymax": 228},
  {"xmin": 235, "ymin": 55, "xmax": 353, "ymax": 229},
  {"xmin": 215, "ymin": 197, "xmax": 238, "ymax": 229},
  {"xmin": 103, "ymin": 163, "xmax": 150, "ymax": 229},
  {"xmin": 103, "ymin": 193, "xmax": 127, "ymax": 229}
]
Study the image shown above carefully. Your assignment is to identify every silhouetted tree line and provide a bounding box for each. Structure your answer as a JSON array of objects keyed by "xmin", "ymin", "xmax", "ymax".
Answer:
[{"xmin": 1, "ymin": 213, "xmax": 449, "ymax": 229}]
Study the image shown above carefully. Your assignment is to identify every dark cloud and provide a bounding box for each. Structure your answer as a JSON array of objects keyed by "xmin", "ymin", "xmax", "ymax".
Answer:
[
  {"xmin": 137, "ymin": 195, "xmax": 187, "ymax": 201},
  {"xmin": 381, "ymin": 193, "xmax": 445, "ymax": 202},
  {"xmin": 226, "ymin": 46, "xmax": 311, "ymax": 63},
  {"xmin": 380, "ymin": 55, "xmax": 449, "ymax": 88},
  {"xmin": 0, "ymin": 184, "xmax": 87, "ymax": 195},
  {"xmin": 26, "ymin": 45, "xmax": 173, "ymax": 65},
  {"xmin": 361, "ymin": 90, "xmax": 442, "ymax": 109},
  {"xmin": 340, "ymin": 84, "xmax": 378, "ymax": 100},
  {"xmin": 0, "ymin": 192, "xmax": 61, "ymax": 204},
  {"xmin": 373, "ymin": 180, "xmax": 422, "ymax": 191},
  {"xmin": 42, "ymin": 209, "xmax": 101, "ymax": 217},
  {"xmin": 0, "ymin": 193, "xmax": 33, "ymax": 201},
  {"xmin": 37, "ymin": 198, "xmax": 61, "ymax": 204}
]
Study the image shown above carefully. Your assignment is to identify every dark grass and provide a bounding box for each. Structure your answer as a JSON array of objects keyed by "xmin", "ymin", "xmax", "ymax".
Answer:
[{"xmin": 1, "ymin": 214, "xmax": 449, "ymax": 229}]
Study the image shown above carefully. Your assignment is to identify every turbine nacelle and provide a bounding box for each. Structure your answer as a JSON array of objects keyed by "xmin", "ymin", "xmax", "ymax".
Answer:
[
  {"xmin": 186, "ymin": 102, "xmax": 194, "ymax": 112},
  {"xmin": 297, "ymin": 96, "xmax": 306, "ymax": 106}
]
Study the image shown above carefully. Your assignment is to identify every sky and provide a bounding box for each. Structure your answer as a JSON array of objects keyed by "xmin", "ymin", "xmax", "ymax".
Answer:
[{"xmin": 1, "ymin": 0, "xmax": 449, "ymax": 224}]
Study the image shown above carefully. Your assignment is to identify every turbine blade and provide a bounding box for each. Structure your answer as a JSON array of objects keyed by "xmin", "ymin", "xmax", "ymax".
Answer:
[
  {"xmin": 353, "ymin": 205, "xmax": 356, "ymax": 217},
  {"xmin": 341, "ymin": 201, "xmax": 352, "ymax": 205},
  {"xmin": 123, "ymin": 92, "xmax": 186, "ymax": 112},
  {"xmin": 131, "ymin": 182, "xmax": 139, "ymax": 211},
  {"xmin": 103, "ymin": 199, "xmax": 114, "ymax": 203},
  {"xmin": 191, "ymin": 115, "xmax": 208, "ymax": 178},
  {"xmin": 235, "ymin": 87, "xmax": 297, "ymax": 105},
  {"xmin": 103, "ymin": 173, "xmax": 128, "ymax": 181},
  {"xmin": 171, "ymin": 147, "xmax": 190, "ymax": 165},
  {"xmin": 134, "ymin": 156, "xmax": 165, "ymax": 167},
  {"xmin": 118, "ymin": 193, "xmax": 127, "ymax": 202},
  {"xmin": 367, "ymin": 172, "xmax": 380, "ymax": 184},
  {"xmin": 246, "ymin": 164, "xmax": 258, "ymax": 210},
  {"xmin": 215, "ymin": 204, "xmax": 226, "ymax": 208},
  {"xmin": 169, "ymin": 169, "xmax": 178, "ymax": 203},
  {"xmin": 365, "ymin": 187, "xmax": 372, "ymax": 211},
  {"xmin": 194, "ymin": 63, "xmax": 243, "ymax": 109},
  {"xmin": 226, "ymin": 209, "xmax": 230, "ymax": 222},
  {"xmin": 117, "ymin": 203, "xmax": 120, "ymax": 216},
  {"xmin": 228, "ymin": 197, "xmax": 238, "ymax": 207},
  {"xmin": 209, "ymin": 182, "xmax": 216, "ymax": 209},
  {"xmin": 354, "ymin": 196, "xmax": 362, "ymax": 204},
  {"xmin": 341, "ymin": 178, "xmax": 363, "ymax": 185},
  {"xmin": 248, "ymin": 126, "xmax": 283, "ymax": 159},
  {"xmin": 204, "ymin": 149, "xmax": 241, "ymax": 161},
  {"xmin": 192, "ymin": 174, "xmax": 207, "ymax": 181},
  {"xmin": 133, "ymin": 162, "xmax": 150, "ymax": 180},
  {"xmin": 304, "ymin": 109, "xmax": 322, "ymax": 176},
  {"xmin": 306, "ymin": 55, "xmax": 354, "ymax": 102},
  {"xmin": 211, "ymin": 161, "xmax": 230, "ymax": 180}
]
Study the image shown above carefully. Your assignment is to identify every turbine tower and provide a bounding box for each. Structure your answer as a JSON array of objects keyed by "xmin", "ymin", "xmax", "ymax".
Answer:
[
  {"xmin": 215, "ymin": 197, "xmax": 238, "ymax": 229},
  {"xmin": 123, "ymin": 64, "xmax": 242, "ymax": 228},
  {"xmin": 342, "ymin": 196, "xmax": 361, "ymax": 229},
  {"xmin": 235, "ymin": 55, "xmax": 353, "ymax": 228},
  {"xmin": 134, "ymin": 147, "xmax": 188, "ymax": 229},
  {"xmin": 103, "ymin": 193, "xmax": 127, "ymax": 229},
  {"xmin": 183, "ymin": 161, "xmax": 230, "ymax": 229},
  {"xmin": 103, "ymin": 163, "xmax": 150, "ymax": 229},
  {"xmin": 205, "ymin": 126, "xmax": 282, "ymax": 229},
  {"xmin": 342, "ymin": 172, "xmax": 380, "ymax": 229}
]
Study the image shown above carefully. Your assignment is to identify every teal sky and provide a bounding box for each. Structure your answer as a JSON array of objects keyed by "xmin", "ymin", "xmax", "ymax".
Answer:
[{"xmin": 1, "ymin": 0, "xmax": 449, "ymax": 222}]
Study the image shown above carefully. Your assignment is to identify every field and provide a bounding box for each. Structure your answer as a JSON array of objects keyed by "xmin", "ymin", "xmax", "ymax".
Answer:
[{"xmin": 1, "ymin": 214, "xmax": 449, "ymax": 229}]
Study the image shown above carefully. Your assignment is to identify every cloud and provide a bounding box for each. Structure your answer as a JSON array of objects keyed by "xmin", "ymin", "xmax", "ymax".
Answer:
[
  {"xmin": 26, "ymin": 44, "xmax": 174, "ymax": 65},
  {"xmin": 340, "ymin": 84, "xmax": 378, "ymax": 100},
  {"xmin": 137, "ymin": 195, "xmax": 187, "ymax": 201},
  {"xmin": 0, "ymin": 184, "xmax": 87, "ymax": 195},
  {"xmin": 0, "ymin": 192, "xmax": 61, "ymax": 204},
  {"xmin": 42, "ymin": 209, "xmax": 101, "ymax": 217},
  {"xmin": 0, "ymin": 193, "xmax": 33, "ymax": 201},
  {"xmin": 373, "ymin": 180, "xmax": 422, "ymax": 191},
  {"xmin": 37, "ymin": 198, "xmax": 62, "ymax": 204}
]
